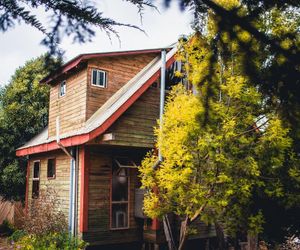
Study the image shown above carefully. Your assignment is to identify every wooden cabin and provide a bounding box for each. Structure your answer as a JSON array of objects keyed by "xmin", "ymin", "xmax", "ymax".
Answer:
[{"xmin": 16, "ymin": 47, "xmax": 215, "ymax": 249}]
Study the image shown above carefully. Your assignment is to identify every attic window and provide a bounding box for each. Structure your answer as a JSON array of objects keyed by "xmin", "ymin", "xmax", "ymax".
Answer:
[
  {"xmin": 59, "ymin": 81, "xmax": 66, "ymax": 97},
  {"xmin": 91, "ymin": 69, "xmax": 107, "ymax": 88}
]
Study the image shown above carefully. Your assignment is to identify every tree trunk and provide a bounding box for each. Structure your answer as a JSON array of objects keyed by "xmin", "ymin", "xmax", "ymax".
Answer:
[
  {"xmin": 163, "ymin": 215, "xmax": 176, "ymax": 250},
  {"xmin": 178, "ymin": 216, "xmax": 190, "ymax": 250},
  {"xmin": 215, "ymin": 222, "xmax": 226, "ymax": 250}
]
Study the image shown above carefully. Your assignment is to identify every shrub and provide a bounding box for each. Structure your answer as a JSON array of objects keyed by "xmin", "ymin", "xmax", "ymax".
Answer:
[
  {"xmin": 13, "ymin": 187, "xmax": 87, "ymax": 249},
  {"xmin": 21, "ymin": 187, "xmax": 67, "ymax": 236},
  {"xmin": 0, "ymin": 219, "xmax": 15, "ymax": 236},
  {"xmin": 16, "ymin": 232, "xmax": 87, "ymax": 250},
  {"xmin": 8, "ymin": 229, "xmax": 26, "ymax": 243}
]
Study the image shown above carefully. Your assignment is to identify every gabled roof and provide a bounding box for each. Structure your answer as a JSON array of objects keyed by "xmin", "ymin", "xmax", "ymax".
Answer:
[
  {"xmin": 41, "ymin": 48, "xmax": 171, "ymax": 85},
  {"xmin": 16, "ymin": 47, "xmax": 177, "ymax": 156}
]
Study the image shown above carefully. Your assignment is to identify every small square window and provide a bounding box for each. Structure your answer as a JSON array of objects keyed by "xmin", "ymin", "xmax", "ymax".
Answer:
[
  {"xmin": 59, "ymin": 81, "xmax": 66, "ymax": 97},
  {"xmin": 47, "ymin": 159, "xmax": 56, "ymax": 179},
  {"xmin": 91, "ymin": 69, "xmax": 107, "ymax": 88}
]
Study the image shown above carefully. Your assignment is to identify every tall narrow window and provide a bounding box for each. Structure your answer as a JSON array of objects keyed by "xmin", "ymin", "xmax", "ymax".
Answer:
[
  {"xmin": 111, "ymin": 163, "xmax": 129, "ymax": 229},
  {"xmin": 59, "ymin": 80, "xmax": 66, "ymax": 97},
  {"xmin": 91, "ymin": 69, "xmax": 107, "ymax": 88},
  {"xmin": 32, "ymin": 161, "xmax": 40, "ymax": 198},
  {"xmin": 47, "ymin": 158, "xmax": 56, "ymax": 179}
]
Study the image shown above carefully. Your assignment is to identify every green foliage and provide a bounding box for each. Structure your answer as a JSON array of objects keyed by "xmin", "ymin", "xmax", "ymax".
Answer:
[
  {"xmin": 0, "ymin": 219, "xmax": 15, "ymax": 236},
  {"xmin": 11, "ymin": 188, "xmax": 87, "ymax": 250},
  {"xmin": 14, "ymin": 232, "xmax": 87, "ymax": 250},
  {"xmin": 22, "ymin": 188, "xmax": 68, "ymax": 236},
  {"xmin": 0, "ymin": 55, "xmax": 56, "ymax": 200},
  {"xmin": 9, "ymin": 230, "xmax": 26, "ymax": 243},
  {"xmin": 140, "ymin": 14, "xmax": 297, "ymax": 245}
]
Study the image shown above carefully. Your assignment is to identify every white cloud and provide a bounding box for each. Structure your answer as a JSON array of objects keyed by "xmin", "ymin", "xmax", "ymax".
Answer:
[{"xmin": 0, "ymin": 0, "xmax": 193, "ymax": 86}]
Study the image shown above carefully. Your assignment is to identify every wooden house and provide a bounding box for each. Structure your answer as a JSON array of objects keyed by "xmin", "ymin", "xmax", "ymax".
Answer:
[{"xmin": 16, "ymin": 46, "xmax": 215, "ymax": 249}]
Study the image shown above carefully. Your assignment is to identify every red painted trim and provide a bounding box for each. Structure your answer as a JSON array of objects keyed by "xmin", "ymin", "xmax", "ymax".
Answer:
[
  {"xmin": 151, "ymin": 218, "xmax": 160, "ymax": 230},
  {"xmin": 16, "ymin": 134, "xmax": 90, "ymax": 156},
  {"xmin": 151, "ymin": 186, "xmax": 160, "ymax": 230},
  {"xmin": 16, "ymin": 55, "xmax": 176, "ymax": 157},
  {"xmin": 25, "ymin": 160, "xmax": 30, "ymax": 214},
  {"xmin": 41, "ymin": 49, "xmax": 164, "ymax": 85},
  {"xmin": 79, "ymin": 146, "xmax": 89, "ymax": 233}
]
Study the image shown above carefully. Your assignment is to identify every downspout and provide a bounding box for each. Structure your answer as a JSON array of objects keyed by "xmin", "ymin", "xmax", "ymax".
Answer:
[
  {"xmin": 158, "ymin": 49, "xmax": 166, "ymax": 162},
  {"xmin": 56, "ymin": 116, "xmax": 78, "ymax": 237},
  {"xmin": 157, "ymin": 50, "xmax": 176, "ymax": 249}
]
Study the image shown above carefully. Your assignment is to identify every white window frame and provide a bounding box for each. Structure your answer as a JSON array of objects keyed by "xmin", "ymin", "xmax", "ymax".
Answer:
[
  {"xmin": 32, "ymin": 160, "xmax": 40, "ymax": 199},
  {"xmin": 91, "ymin": 69, "xmax": 107, "ymax": 88},
  {"xmin": 47, "ymin": 158, "xmax": 56, "ymax": 179},
  {"xmin": 110, "ymin": 160, "xmax": 131, "ymax": 230},
  {"xmin": 59, "ymin": 80, "xmax": 66, "ymax": 97}
]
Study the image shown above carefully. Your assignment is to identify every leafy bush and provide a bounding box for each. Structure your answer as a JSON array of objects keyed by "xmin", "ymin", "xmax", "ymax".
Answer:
[
  {"xmin": 0, "ymin": 219, "xmax": 15, "ymax": 236},
  {"xmin": 15, "ymin": 232, "xmax": 87, "ymax": 250},
  {"xmin": 12, "ymin": 187, "xmax": 87, "ymax": 249},
  {"xmin": 8, "ymin": 229, "xmax": 26, "ymax": 243},
  {"xmin": 21, "ymin": 187, "xmax": 67, "ymax": 236}
]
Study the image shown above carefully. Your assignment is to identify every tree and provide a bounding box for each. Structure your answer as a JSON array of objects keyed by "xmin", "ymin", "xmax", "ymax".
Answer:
[
  {"xmin": 0, "ymin": 55, "xmax": 59, "ymax": 200},
  {"xmin": 0, "ymin": 0, "xmax": 154, "ymax": 56},
  {"xmin": 139, "ymin": 24, "xmax": 296, "ymax": 250},
  {"xmin": 173, "ymin": 0, "xmax": 300, "ymax": 141}
]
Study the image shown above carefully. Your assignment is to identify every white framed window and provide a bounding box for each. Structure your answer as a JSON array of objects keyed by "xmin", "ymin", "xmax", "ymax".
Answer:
[
  {"xmin": 111, "ymin": 160, "xmax": 130, "ymax": 229},
  {"xmin": 91, "ymin": 69, "xmax": 107, "ymax": 88},
  {"xmin": 32, "ymin": 161, "xmax": 40, "ymax": 199},
  {"xmin": 59, "ymin": 81, "xmax": 66, "ymax": 97}
]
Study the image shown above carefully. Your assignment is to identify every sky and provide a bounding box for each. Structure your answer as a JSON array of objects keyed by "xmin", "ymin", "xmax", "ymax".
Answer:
[{"xmin": 0, "ymin": 0, "xmax": 193, "ymax": 86}]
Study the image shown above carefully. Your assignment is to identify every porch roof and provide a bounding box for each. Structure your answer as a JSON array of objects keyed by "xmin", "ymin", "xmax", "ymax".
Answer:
[{"xmin": 16, "ymin": 46, "xmax": 177, "ymax": 156}]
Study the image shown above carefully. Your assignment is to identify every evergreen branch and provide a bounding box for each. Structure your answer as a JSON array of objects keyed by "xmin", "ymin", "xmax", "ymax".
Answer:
[
  {"xmin": 0, "ymin": 0, "xmax": 47, "ymax": 34},
  {"xmin": 199, "ymin": 0, "xmax": 300, "ymax": 63}
]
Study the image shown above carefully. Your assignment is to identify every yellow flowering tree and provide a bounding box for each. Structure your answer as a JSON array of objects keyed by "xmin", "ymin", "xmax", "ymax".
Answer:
[{"xmin": 139, "ymin": 4, "xmax": 296, "ymax": 247}]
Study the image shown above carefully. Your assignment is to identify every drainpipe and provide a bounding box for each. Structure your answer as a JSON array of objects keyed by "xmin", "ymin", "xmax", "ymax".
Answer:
[
  {"xmin": 158, "ymin": 49, "xmax": 166, "ymax": 162},
  {"xmin": 158, "ymin": 49, "xmax": 177, "ymax": 250},
  {"xmin": 69, "ymin": 147, "xmax": 78, "ymax": 237},
  {"xmin": 56, "ymin": 116, "xmax": 78, "ymax": 237}
]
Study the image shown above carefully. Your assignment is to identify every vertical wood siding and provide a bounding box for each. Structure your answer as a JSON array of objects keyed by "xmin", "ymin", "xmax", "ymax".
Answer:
[
  {"xmin": 82, "ymin": 146, "xmax": 147, "ymax": 246},
  {"xmin": 47, "ymin": 53, "xmax": 158, "ymax": 139},
  {"xmin": 86, "ymin": 53, "xmax": 158, "ymax": 120},
  {"xmin": 28, "ymin": 150, "xmax": 71, "ymax": 217},
  {"xmin": 89, "ymin": 85, "xmax": 160, "ymax": 148},
  {"xmin": 48, "ymin": 69, "xmax": 87, "ymax": 137}
]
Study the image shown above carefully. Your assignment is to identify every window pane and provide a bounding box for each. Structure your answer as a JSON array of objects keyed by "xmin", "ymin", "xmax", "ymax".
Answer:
[
  {"xmin": 33, "ymin": 162, "xmax": 40, "ymax": 179},
  {"xmin": 60, "ymin": 81, "xmax": 66, "ymax": 96},
  {"xmin": 32, "ymin": 180, "xmax": 39, "ymax": 198},
  {"xmin": 92, "ymin": 70, "xmax": 97, "ymax": 85},
  {"xmin": 47, "ymin": 159, "xmax": 55, "ymax": 178},
  {"xmin": 112, "ymin": 175, "xmax": 128, "ymax": 201},
  {"xmin": 112, "ymin": 203, "xmax": 128, "ymax": 228},
  {"xmin": 99, "ymin": 71, "xmax": 104, "ymax": 86}
]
